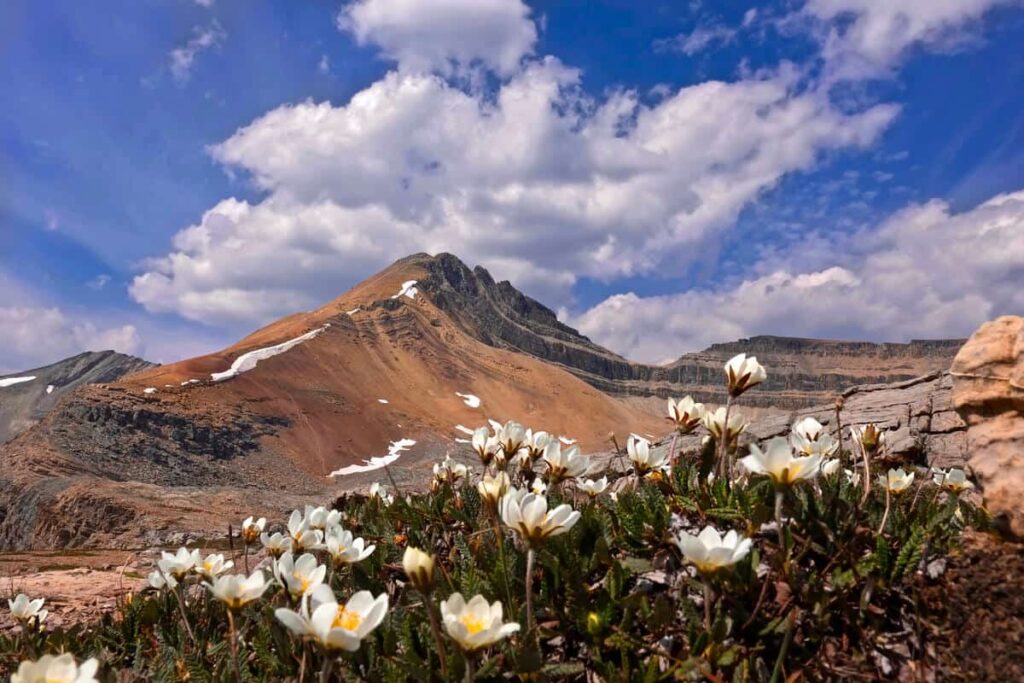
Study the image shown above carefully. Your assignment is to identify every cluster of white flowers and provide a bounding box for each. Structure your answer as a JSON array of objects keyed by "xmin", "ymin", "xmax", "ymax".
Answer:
[
  {"xmin": 432, "ymin": 454, "xmax": 469, "ymax": 491},
  {"xmin": 461, "ymin": 419, "xmax": 604, "ymax": 504},
  {"xmin": 8, "ymin": 349, "xmax": 979, "ymax": 678}
]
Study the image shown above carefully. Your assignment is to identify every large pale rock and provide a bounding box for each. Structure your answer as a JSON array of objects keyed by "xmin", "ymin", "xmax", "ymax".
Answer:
[
  {"xmin": 659, "ymin": 371, "xmax": 968, "ymax": 469},
  {"xmin": 951, "ymin": 316, "xmax": 1024, "ymax": 538}
]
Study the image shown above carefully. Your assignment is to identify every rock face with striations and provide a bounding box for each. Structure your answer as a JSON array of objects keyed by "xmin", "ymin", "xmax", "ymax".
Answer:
[
  {"xmin": 0, "ymin": 351, "xmax": 155, "ymax": 444},
  {"xmin": 657, "ymin": 371, "xmax": 967, "ymax": 469},
  {"xmin": 416, "ymin": 253, "xmax": 963, "ymax": 408},
  {"xmin": 951, "ymin": 316, "xmax": 1024, "ymax": 539}
]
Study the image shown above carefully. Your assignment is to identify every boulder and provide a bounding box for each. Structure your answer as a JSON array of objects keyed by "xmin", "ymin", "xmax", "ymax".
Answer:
[{"xmin": 951, "ymin": 316, "xmax": 1024, "ymax": 539}]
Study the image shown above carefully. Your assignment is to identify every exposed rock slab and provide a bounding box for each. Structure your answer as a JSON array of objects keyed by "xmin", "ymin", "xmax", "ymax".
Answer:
[
  {"xmin": 657, "ymin": 371, "xmax": 967, "ymax": 470},
  {"xmin": 951, "ymin": 316, "xmax": 1024, "ymax": 538}
]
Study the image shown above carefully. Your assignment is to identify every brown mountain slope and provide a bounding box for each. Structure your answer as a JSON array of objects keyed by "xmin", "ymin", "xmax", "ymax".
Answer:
[{"xmin": 0, "ymin": 255, "xmax": 662, "ymax": 548}]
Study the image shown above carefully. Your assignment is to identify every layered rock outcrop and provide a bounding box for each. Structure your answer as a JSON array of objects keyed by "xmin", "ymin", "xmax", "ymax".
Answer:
[
  {"xmin": 663, "ymin": 371, "xmax": 967, "ymax": 469},
  {"xmin": 951, "ymin": 316, "xmax": 1024, "ymax": 538}
]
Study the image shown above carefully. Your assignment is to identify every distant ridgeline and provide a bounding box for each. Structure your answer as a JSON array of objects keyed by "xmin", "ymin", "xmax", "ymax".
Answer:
[
  {"xmin": 0, "ymin": 351, "xmax": 155, "ymax": 443},
  {"xmin": 413, "ymin": 253, "xmax": 965, "ymax": 408}
]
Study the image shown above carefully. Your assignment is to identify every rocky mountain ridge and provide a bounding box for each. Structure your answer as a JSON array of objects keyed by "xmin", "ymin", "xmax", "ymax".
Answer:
[
  {"xmin": 414, "ymin": 253, "xmax": 962, "ymax": 407},
  {"xmin": 0, "ymin": 255, "xmax": 663, "ymax": 548},
  {"xmin": 0, "ymin": 351, "xmax": 155, "ymax": 443}
]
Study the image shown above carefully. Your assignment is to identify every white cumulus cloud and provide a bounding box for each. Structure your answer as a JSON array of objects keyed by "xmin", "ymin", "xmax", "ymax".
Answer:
[
  {"xmin": 338, "ymin": 0, "xmax": 537, "ymax": 76},
  {"xmin": 574, "ymin": 190, "xmax": 1024, "ymax": 362},
  {"xmin": 0, "ymin": 306, "xmax": 142, "ymax": 373},
  {"xmin": 130, "ymin": 59, "xmax": 896, "ymax": 325}
]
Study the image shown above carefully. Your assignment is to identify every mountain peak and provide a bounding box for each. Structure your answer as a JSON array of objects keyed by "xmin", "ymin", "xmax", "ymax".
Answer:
[{"xmin": 330, "ymin": 253, "xmax": 964, "ymax": 409}]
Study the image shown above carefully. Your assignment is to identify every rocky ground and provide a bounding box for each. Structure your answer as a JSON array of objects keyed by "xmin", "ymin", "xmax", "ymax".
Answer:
[
  {"xmin": 0, "ymin": 549, "xmax": 148, "ymax": 631},
  {"xmin": 921, "ymin": 531, "xmax": 1024, "ymax": 681}
]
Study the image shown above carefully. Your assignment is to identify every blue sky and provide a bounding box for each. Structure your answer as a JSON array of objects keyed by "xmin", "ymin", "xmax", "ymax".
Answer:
[{"xmin": 2, "ymin": 0, "xmax": 1023, "ymax": 370}]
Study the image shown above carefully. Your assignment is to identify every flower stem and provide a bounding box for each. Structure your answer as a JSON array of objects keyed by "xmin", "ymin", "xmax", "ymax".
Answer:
[
  {"xmin": 166, "ymin": 573, "xmax": 197, "ymax": 647},
  {"xmin": 833, "ymin": 399, "xmax": 845, "ymax": 467},
  {"xmin": 877, "ymin": 483, "xmax": 892, "ymax": 536},
  {"xmin": 718, "ymin": 396, "xmax": 734, "ymax": 481},
  {"xmin": 243, "ymin": 543, "xmax": 249, "ymax": 574},
  {"xmin": 774, "ymin": 488, "xmax": 786, "ymax": 552},
  {"xmin": 769, "ymin": 611, "xmax": 795, "ymax": 683},
  {"xmin": 859, "ymin": 442, "xmax": 872, "ymax": 507},
  {"xmin": 464, "ymin": 653, "xmax": 477, "ymax": 683},
  {"xmin": 525, "ymin": 547, "xmax": 536, "ymax": 634},
  {"xmin": 226, "ymin": 608, "xmax": 243, "ymax": 683},
  {"xmin": 491, "ymin": 514, "xmax": 514, "ymax": 610},
  {"xmin": 702, "ymin": 579, "xmax": 714, "ymax": 632},
  {"xmin": 318, "ymin": 657, "xmax": 333, "ymax": 683},
  {"xmin": 425, "ymin": 592, "xmax": 450, "ymax": 678},
  {"xmin": 385, "ymin": 465, "xmax": 403, "ymax": 498}
]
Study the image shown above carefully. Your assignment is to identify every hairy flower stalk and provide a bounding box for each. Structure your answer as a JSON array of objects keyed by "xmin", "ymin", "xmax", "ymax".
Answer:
[
  {"xmin": 718, "ymin": 395, "xmax": 734, "ymax": 480},
  {"xmin": 403, "ymin": 547, "xmax": 448, "ymax": 677},
  {"xmin": 675, "ymin": 525, "xmax": 752, "ymax": 631},
  {"xmin": 160, "ymin": 568, "xmax": 197, "ymax": 646},
  {"xmin": 774, "ymin": 489, "xmax": 786, "ymax": 552},
  {"xmin": 878, "ymin": 478, "xmax": 892, "ymax": 537},
  {"xmin": 703, "ymin": 580, "xmax": 714, "ymax": 632},
  {"xmin": 525, "ymin": 547, "xmax": 536, "ymax": 634},
  {"xmin": 499, "ymin": 488, "xmax": 579, "ymax": 636},
  {"xmin": 226, "ymin": 608, "xmax": 243, "ymax": 682},
  {"xmin": 477, "ymin": 472, "xmax": 514, "ymax": 606},
  {"xmin": 834, "ymin": 397, "xmax": 846, "ymax": 465},
  {"xmin": 719, "ymin": 355, "xmax": 766, "ymax": 478}
]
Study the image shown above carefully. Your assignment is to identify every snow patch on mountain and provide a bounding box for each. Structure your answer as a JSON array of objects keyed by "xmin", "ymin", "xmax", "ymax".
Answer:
[
  {"xmin": 392, "ymin": 280, "xmax": 418, "ymax": 300},
  {"xmin": 0, "ymin": 376, "xmax": 36, "ymax": 388},
  {"xmin": 211, "ymin": 326, "xmax": 326, "ymax": 382},
  {"xmin": 456, "ymin": 392, "xmax": 481, "ymax": 408}
]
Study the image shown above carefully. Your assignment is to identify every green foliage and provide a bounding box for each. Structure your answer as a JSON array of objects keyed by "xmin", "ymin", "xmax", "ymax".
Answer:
[{"xmin": 0, "ymin": 449, "xmax": 985, "ymax": 681}]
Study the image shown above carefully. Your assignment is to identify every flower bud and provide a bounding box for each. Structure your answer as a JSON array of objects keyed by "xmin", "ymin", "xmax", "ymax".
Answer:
[{"xmin": 402, "ymin": 546, "xmax": 435, "ymax": 593}]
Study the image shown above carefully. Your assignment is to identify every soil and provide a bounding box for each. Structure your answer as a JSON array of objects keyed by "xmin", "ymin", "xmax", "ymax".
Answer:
[{"xmin": 920, "ymin": 531, "xmax": 1024, "ymax": 681}]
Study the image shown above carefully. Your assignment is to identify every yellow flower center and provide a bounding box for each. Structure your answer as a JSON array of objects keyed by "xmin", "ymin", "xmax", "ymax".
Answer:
[
  {"xmin": 293, "ymin": 572, "xmax": 311, "ymax": 594},
  {"xmin": 459, "ymin": 613, "xmax": 486, "ymax": 635},
  {"xmin": 334, "ymin": 607, "xmax": 362, "ymax": 631}
]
